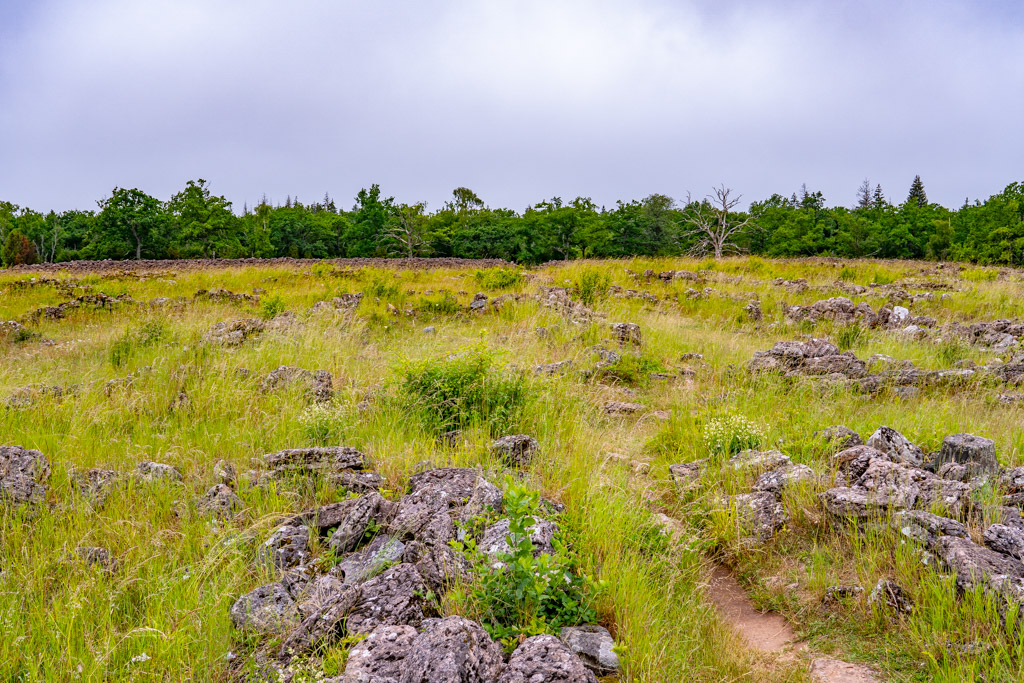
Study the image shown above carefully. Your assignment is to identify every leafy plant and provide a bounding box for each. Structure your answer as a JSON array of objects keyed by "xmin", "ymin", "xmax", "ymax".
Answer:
[
  {"xmin": 399, "ymin": 348, "xmax": 529, "ymax": 435},
  {"xmin": 474, "ymin": 268, "xmax": 524, "ymax": 290},
  {"xmin": 571, "ymin": 268, "xmax": 611, "ymax": 306},
  {"xmin": 416, "ymin": 292, "xmax": 461, "ymax": 316},
  {"xmin": 109, "ymin": 321, "xmax": 165, "ymax": 367},
  {"xmin": 835, "ymin": 323, "xmax": 866, "ymax": 351},
  {"xmin": 703, "ymin": 412, "xmax": 765, "ymax": 456},
  {"xmin": 591, "ymin": 352, "xmax": 665, "ymax": 386},
  {"xmin": 259, "ymin": 294, "xmax": 286, "ymax": 319},
  {"xmin": 451, "ymin": 481, "xmax": 601, "ymax": 650}
]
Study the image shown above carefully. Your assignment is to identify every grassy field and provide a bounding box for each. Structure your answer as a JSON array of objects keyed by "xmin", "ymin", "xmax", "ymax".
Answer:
[{"xmin": 3, "ymin": 256, "xmax": 1024, "ymax": 682}]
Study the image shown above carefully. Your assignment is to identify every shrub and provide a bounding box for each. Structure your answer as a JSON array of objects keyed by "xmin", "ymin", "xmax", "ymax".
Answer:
[
  {"xmin": 364, "ymin": 277, "xmax": 401, "ymax": 299},
  {"xmin": 571, "ymin": 269, "xmax": 610, "ymax": 307},
  {"xmin": 870, "ymin": 269, "xmax": 895, "ymax": 285},
  {"xmin": 937, "ymin": 336, "xmax": 971, "ymax": 366},
  {"xmin": 1, "ymin": 231, "xmax": 38, "ymax": 267},
  {"xmin": 416, "ymin": 292, "xmax": 461, "ymax": 316},
  {"xmin": 703, "ymin": 413, "xmax": 765, "ymax": 456},
  {"xmin": 400, "ymin": 349, "xmax": 529, "ymax": 435},
  {"xmin": 451, "ymin": 481, "xmax": 601, "ymax": 651},
  {"xmin": 591, "ymin": 353, "xmax": 665, "ymax": 386},
  {"xmin": 835, "ymin": 323, "xmax": 866, "ymax": 351},
  {"xmin": 474, "ymin": 269, "xmax": 524, "ymax": 290},
  {"xmin": 296, "ymin": 402, "xmax": 351, "ymax": 445},
  {"xmin": 259, "ymin": 294, "xmax": 286, "ymax": 319},
  {"xmin": 109, "ymin": 321, "xmax": 165, "ymax": 367},
  {"xmin": 838, "ymin": 266, "xmax": 858, "ymax": 281}
]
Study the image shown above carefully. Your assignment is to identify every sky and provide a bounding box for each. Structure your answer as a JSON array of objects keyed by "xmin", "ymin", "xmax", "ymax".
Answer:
[{"xmin": 1, "ymin": 0, "xmax": 1022, "ymax": 214}]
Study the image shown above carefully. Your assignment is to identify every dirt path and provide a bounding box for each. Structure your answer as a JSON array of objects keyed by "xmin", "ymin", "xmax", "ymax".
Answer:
[{"xmin": 705, "ymin": 565, "xmax": 803, "ymax": 653}]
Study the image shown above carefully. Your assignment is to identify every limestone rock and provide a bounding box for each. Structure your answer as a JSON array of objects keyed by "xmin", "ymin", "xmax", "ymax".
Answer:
[
  {"xmin": 480, "ymin": 517, "xmax": 558, "ymax": 560},
  {"xmin": 498, "ymin": 634, "xmax": 598, "ymax": 683},
  {"xmin": 258, "ymin": 525, "xmax": 310, "ymax": 570},
  {"xmin": 866, "ymin": 426, "xmax": 924, "ymax": 468},
  {"xmin": 399, "ymin": 616, "xmax": 506, "ymax": 683},
  {"xmin": 490, "ymin": 435, "xmax": 539, "ymax": 469},
  {"xmin": 346, "ymin": 563, "xmax": 434, "ymax": 635},
  {"xmin": 230, "ymin": 583, "xmax": 298, "ymax": 633},
  {"xmin": 334, "ymin": 534, "xmax": 405, "ymax": 583},
  {"xmin": 936, "ymin": 434, "xmax": 998, "ymax": 476},
  {"xmin": 133, "ymin": 461, "xmax": 183, "ymax": 483},
  {"xmin": 560, "ymin": 625, "xmax": 619, "ymax": 676},
  {"xmin": 197, "ymin": 483, "xmax": 242, "ymax": 518}
]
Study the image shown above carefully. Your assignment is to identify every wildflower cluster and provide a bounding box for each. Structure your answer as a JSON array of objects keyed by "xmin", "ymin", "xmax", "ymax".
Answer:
[{"xmin": 703, "ymin": 413, "xmax": 764, "ymax": 455}]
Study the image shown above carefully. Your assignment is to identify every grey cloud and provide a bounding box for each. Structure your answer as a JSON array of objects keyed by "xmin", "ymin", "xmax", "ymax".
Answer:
[{"xmin": 1, "ymin": 0, "xmax": 1022, "ymax": 213}]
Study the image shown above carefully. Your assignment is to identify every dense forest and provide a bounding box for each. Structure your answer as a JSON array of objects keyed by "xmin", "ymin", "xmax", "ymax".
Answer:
[{"xmin": 2, "ymin": 177, "xmax": 1023, "ymax": 267}]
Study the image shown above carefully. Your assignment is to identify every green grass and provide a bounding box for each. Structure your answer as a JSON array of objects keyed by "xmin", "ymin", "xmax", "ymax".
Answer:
[{"xmin": 2, "ymin": 256, "xmax": 1024, "ymax": 681}]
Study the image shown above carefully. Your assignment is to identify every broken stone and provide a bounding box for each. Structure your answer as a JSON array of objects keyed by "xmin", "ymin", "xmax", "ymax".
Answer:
[
  {"xmin": 560, "ymin": 625, "xmax": 620, "ymax": 676},
  {"xmin": 669, "ymin": 460, "xmax": 705, "ymax": 491},
  {"xmin": 333, "ymin": 534, "xmax": 405, "ymax": 583},
  {"xmin": 345, "ymin": 563, "xmax": 434, "ymax": 635},
  {"xmin": 982, "ymin": 524, "xmax": 1024, "ymax": 561},
  {"xmin": 868, "ymin": 578, "xmax": 914, "ymax": 614},
  {"xmin": 230, "ymin": 583, "xmax": 298, "ymax": 633},
  {"xmin": 69, "ymin": 467, "xmax": 119, "ymax": 507},
  {"xmin": 722, "ymin": 491, "xmax": 786, "ymax": 541},
  {"xmin": 400, "ymin": 616, "xmax": 506, "ymax": 683},
  {"xmin": 753, "ymin": 463, "xmax": 816, "ymax": 495},
  {"xmin": 935, "ymin": 434, "xmax": 998, "ymax": 476},
  {"xmin": 197, "ymin": 483, "xmax": 242, "ymax": 518},
  {"xmin": 498, "ymin": 634, "xmax": 598, "ymax": 683},
  {"xmin": 258, "ymin": 525, "xmax": 310, "ymax": 570},
  {"xmin": 341, "ymin": 624, "xmax": 418, "ymax": 681},
  {"xmin": 490, "ymin": 435, "xmax": 539, "ymax": 469},
  {"xmin": 326, "ymin": 492, "xmax": 398, "ymax": 553}
]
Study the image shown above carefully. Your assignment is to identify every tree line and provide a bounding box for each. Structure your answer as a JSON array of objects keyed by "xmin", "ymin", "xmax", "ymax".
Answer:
[{"xmin": 2, "ymin": 176, "xmax": 1022, "ymax": 267}]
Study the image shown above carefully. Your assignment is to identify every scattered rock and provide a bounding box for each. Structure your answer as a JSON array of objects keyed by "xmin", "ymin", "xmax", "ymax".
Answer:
[
  {"xmin": 197, "ymin": 483, "xmax": 242, "ymax": 518},
  {"xmin": 133, "ymin": 461, "xmax": 183, "ymax": 484},
  {"xmin": 490, "ymin": 435, "xmax": 539, "ymax": 468},
  {"xmin": 866, "ymin": 426, "xmax": 924, "ymax": 468},
  {"xmin": 204, "ymin": 318, "xmax": 264, "ymax": 346},
  {"xmin": 213, "ymin": 459, "xmax": 237, "ymax": 487},
  {"xmin": 822, "ymin": 585, "xmax": 864, "ymax": 605},
  {"xmin": 816, "ymin": 425, "xmax": 863, "ymax": 450},
  {"xmin": 326, "ymin": 493, "xmax": 398, "ymax": 553},
  {"xmin": 258, "ymin": 525, "xmax": 310, "ymax": 570},
  {"xmin": 69, "ymin": 467, "xmax": 119, "ymax": 507},
  {"xmin": 399, "ymin": 615, "xmax": 506, "ymax": 683},
  {"xmin": 499, "ymin": 634, "xmax": 598, "ymax": 683},
  {"xmin": 602, "ymin": 401, "xmax": 645, "ymax": 416},
  {"xmin": 753, "ymin": 464, "xmax": 815, "ymax": 495},
  {"xmin": 230, "ymin": 583, "xmax": 299, "ymax": 633},
  {"xmin": 560, "ymin": 625, "xmax": 619, "ymax": 676},
  {"xmin": 868, "ymin": 579, "xmax": 914, "ymax": 614},
  {"xmin": 722, "ymin": 491, "xmax": 786, "ymax": 541},
  {"xmin": 609, "ymin": 322, "xmax": 641, "ymax": 346},
  {"xmin": 341, "ymin": 624, "xmax": 418, "ymax": 681},
  {"xmin": 669, "ymin": 461, "xmax": 705, "ymax": 491},
  {"xmin": 809, "ymin": 657, "xmax": 879, "ymax": 683},
  {"xmin": 982, "ymin": 524, "xmax": 1024, "ymax": 561}
]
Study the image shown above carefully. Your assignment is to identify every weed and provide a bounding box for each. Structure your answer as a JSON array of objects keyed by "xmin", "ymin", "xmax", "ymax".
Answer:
[
  {"xmin": 591, "ymin": 353, "xmax": 665, "ymax": 386},
  {"xmin": 571, "ymin": 268, "xmax": 610, "ymax": 307},
  {"xmin": 703, "ymin": 412, "xmax": 765, "ymax": 456},
  {"xmin": 364, "ymin": 277, "xmax": 401, "ymax": 299},
  {"xmin": 836, "ymin": 323, "xmax": 866, "ymax": 351},
  {"xmin": 937, "ymin": 336, "xmax": 971, "ymax": 366},
  {"xmin": 259, "ymin": 294, "xmax": 286, "ymax": 319},
  {"xmin": 109, "ymin": 321, "xmax": 165, "ymax": 367},
  {"xmin": 399, "ymin": 348, "xmax": 529, "ymax": 435},
  {"xmin": 474, "ymin": 269, "xmax": 524, "ymax": 290},
  {"xmin": 450, "ymin": 481, "xmax": 601, "ymax": 649},
  {"xmin": 416, "ymin": 292, "xmax": 461, "ymax": 316}
]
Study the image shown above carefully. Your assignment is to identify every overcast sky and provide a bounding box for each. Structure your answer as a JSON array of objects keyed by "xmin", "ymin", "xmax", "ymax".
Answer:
[{"xmin": 1, "ymin": 0, "xmax": 1022, "ymax": 214}]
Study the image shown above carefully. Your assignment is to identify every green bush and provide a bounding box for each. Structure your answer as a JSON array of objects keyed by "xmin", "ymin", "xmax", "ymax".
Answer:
[
  {"xmin": 838, "ymin": 266, "xmax": 858, "ymax": 281},
  {"xmin": 591, "ymin": 352, "xmax": 665, "ymax": 386},
  {"xmin": 452, "ymin": 481, "xmax": 601, "ymax": 651},
  {"xmin": 259, "ymin": 294, "xmax": 286, "ymax": 319},
  {"xmin": 109, "ymin": 321, "xmax": 165, "ymax": 367},
  {"xmin": 571, "ymin": 269, "xmax": 610, "ymax": 307},
  {"xmin": 835, "ymin": 323, "xmax": 866, "ymax": 351},
  {"xmin": 400, "ymin": 349, "xmax": 529, "ymax": 435},
  {"xmin": 937, "ymin": 336, "xmax": 971, "ymax": 366},
  {"xmin": 474, "ymin": 268, "xmax": 524, "ymax": 290},
  {"xmin": 416, "ymin": 292, "xmax": 461, "ymax": 316},
  {"xmin": 364, "ymin": 277, "xmax": 401, "ymax": 299},
  {"xmin": 703, "ymin": 413, "xmax": 764, "ymax": 456}
]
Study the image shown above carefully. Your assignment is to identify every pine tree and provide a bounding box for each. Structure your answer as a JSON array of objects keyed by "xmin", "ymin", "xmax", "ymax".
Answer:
[
  {"xmin": 856, "ymin": 179, "xmax": 872, "ymax": 208},
  {"xmin": 873, "ymin": 184, "xmax": 886, "ymax": 209},
  {"xmin": 907, "ymin": 175, "xmax": 928, "ymax": 207}
]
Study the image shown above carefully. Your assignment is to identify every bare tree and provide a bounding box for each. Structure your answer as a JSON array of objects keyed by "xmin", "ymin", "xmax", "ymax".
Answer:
[
  {"xmin": 683, "ymin": 185, "xmax": 752, "ymax": 258},
  {"xmin": 384, "ymin": 203, "xmax": 432, "ymax": 257}
]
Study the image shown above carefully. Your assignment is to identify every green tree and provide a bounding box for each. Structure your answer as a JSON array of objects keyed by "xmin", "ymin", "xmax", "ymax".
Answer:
[
  {"xmin": 167, "ymin": 179, "xmax": 240, "ymax": 257},
  {"xmin": 94, "ymin": 187, "xmax": 166, "ymax": 260},
  {"xmin": 345, "ymin": 184, "xmax": 395, "ymax": 256},
  {"xmin": 907, "ymin": 175, "xmax": 928, "ymax": 208},
  {"xmin": 2, "ymin": 230, "xmax": 38, "ymax": 266}
]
